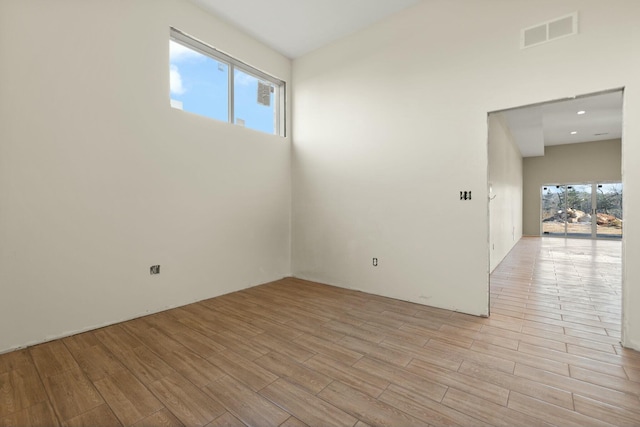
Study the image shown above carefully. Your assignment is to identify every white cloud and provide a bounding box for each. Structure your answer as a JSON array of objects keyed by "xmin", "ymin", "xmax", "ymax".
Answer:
[
  {"xmin": 234, "ymin": 70, "xmax": 256, "ymax": 86},
  {"xmin": 170, "ymin": 64, "xmax": 185, "ymax": 95},
  {"xmin": 169, "ymin": 40, "xmax": 201, "ymax": 63}
]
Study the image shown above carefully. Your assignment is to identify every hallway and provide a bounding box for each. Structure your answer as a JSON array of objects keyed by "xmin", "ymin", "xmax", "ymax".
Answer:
[{"xmin": 491, "ymin": 237, "xmax": 622, "ymax": 345}]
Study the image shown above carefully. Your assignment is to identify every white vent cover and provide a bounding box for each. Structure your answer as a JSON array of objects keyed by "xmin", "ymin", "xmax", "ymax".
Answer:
[{"xmin": 521, "ymin": 12, "xmax": 578, "ymax": 49}]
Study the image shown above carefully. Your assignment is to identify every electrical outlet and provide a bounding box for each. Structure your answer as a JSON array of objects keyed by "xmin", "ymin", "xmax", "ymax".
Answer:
[
  {"xmin": 373, "ymin": 258, "xmax": 378, "ymax": 267},
  {"xmin": 150, "ymin": 265, "xmax": 160, "ymax": 275}
]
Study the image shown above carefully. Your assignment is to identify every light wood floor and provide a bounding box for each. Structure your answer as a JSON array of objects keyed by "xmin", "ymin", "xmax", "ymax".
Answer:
[{"xmin": 2, "ymin": 237, "xmax": 639, "ymax": 426}]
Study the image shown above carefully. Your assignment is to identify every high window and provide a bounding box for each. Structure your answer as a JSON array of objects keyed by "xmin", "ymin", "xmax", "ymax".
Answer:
[{"xmin": 169, "ymin": 28, "xmax": 285, "ymax": 136}]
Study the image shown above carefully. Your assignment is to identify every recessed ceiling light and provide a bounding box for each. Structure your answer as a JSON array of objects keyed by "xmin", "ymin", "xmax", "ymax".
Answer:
[
  {"xmin": 571, "ymin": 131, "xmax": 578, "ymax": 135},
  {"xmin": 577, "ymin": 110, "xmax": 586, "ymax": 115}
]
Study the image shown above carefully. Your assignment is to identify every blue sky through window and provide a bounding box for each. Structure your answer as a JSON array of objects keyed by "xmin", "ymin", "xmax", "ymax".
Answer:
[
  {"xmin": 169, "ymin": 41, "xmax": 228, "ymax": 122},
  {"xmin": 170, "ymin": 40, "xmax": 276, "ymax": 135},
  {"xmin": 233, "ymin": 69, "xmax": 275, "ymax": 134}
]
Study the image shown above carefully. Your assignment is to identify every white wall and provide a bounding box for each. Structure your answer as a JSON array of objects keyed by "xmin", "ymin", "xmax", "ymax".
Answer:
[
  {"xmin": 523, "ymin": 139, "xmax": 622, "ymax": 236},
  {"xmin": 489, "ymin": 113, "xmax": 523, "ymax": 273},
  {"xmin": 292, "ymin": 0, "xmax": 640, "ymax": 349},
  {"xmin": 0, "ymin": 0, "xmax": 291, "ymax": 353}
]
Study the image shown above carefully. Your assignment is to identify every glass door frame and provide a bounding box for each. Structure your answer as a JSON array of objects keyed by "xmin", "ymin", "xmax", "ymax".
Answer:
[{"xmin": 540, "ymin": 181, "xmax": 622, "ymax": 240}]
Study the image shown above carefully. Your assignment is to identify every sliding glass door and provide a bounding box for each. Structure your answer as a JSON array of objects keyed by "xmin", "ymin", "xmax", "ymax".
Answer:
[
  {"xmin": 596, "ymin": 183, "xmax": 623, "ymax": 239},
  {"xmin": 566, "ymin": 184, "xmax": 592, "ymax": 238},
  {"xmin": 542, "ymin": 185, "xmax": 566, "ymax": 236},
  {"xmin": 541, "ymin": 182, "xmax": 622, "ymax": 239}
]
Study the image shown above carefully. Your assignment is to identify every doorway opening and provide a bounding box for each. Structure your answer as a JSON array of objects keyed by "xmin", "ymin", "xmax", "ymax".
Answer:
[{"xmin": 488, "ymin": 88, "xmax": 624, "ymax": 327}]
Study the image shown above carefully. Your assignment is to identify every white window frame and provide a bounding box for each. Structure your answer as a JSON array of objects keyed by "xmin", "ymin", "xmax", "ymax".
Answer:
[{"xmin": 170, "ymin": 27, "xmax": 286, "ymax": 137}]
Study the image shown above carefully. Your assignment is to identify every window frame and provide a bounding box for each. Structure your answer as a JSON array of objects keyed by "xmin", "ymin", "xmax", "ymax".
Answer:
[{"xmin": 170, "ymin": 27, "xmax": 286, "ymax": 137}]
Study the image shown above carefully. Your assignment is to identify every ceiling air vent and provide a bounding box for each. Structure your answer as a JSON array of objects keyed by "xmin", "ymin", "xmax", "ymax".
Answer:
[{"xmin": 521, "ymin": 12, "xmax": 578, "ymax": 49}]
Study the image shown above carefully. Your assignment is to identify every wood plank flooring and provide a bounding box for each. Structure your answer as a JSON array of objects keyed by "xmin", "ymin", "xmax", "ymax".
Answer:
[{"xmin": 2, "ymin": 237, "xmax": 639, "ymax": 426}]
